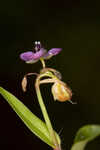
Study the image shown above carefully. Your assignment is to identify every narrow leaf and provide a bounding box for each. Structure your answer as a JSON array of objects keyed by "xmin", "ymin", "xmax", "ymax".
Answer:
[
  {"xmin": 0, "ymin": 87, "xmax": 60, "ymax": 148},
  {"xmin": 71, "ymin": 125, "xmax": 100, "ymax": 150}
]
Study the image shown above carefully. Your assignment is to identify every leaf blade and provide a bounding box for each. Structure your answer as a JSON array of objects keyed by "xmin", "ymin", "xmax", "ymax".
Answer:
[
  {"xmin": 71, "ymin": 125, "xmax": 100, "ymax": 150},
  {"xmin": 0, "ymin": 87, "xmax": 60, "ymax": 148}
]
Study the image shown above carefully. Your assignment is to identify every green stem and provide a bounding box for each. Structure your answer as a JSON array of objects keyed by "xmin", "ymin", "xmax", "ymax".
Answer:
[
  {"xmin": 40, "ymin": 58, "xmax": 46, "ymax": 68},
  {"xmin": 35, "ymin": 76, "xmax": 59, "ymax": 148}
]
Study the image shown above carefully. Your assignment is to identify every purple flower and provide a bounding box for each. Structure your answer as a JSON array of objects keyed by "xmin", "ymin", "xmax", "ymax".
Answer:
[{"xmin": 20, "ymin": 41, "xmax": 62, "ymax": 64}]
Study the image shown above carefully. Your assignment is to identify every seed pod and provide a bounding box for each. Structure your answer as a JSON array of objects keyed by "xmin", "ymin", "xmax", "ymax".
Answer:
[
  {"xmin": 51, "ymin": 81, "xmax": 72, "ymax": 102},
  {"xmin": 21, "ymin": 76, "xmax": 27, "ymax": 92}
]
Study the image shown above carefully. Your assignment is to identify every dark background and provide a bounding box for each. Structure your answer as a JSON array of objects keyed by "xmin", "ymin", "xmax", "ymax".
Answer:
[{"xmin": 0, "ymin": 0, "xmax": 100, "ymax": 150}]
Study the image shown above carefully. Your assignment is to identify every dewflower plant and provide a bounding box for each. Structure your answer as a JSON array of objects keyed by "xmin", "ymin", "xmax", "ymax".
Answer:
[
  {"xmin": 20, "ymin": 41, "xmax": 73, "ymax": 150},
  {"xmin": 0, "ymin": 41, "xmax": 100, "ymax": 150}
]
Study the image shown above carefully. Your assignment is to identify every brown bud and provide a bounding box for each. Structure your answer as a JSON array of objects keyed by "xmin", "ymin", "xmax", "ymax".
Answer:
[
  {"xmin": 21, "ymin": 76, "xmax": 27, "ymax": 92},
  {"xmin": 51, "ymin": 81, "xmax": 72, "ymax": 102}
]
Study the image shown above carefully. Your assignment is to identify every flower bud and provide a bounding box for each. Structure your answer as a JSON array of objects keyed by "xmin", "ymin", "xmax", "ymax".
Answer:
[
  {"xmin": 21, "ymin": 76, "xmax": 27, "ymax": 92},
  {"xmin": 51, "ymin": 81, "xmax": 72, "ymax": 102}
]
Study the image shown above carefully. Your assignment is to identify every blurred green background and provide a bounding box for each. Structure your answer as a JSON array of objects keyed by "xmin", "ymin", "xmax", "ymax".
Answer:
[{"xmin": 0, "ymin": 0, "xmax": 100, "ymax": 150}]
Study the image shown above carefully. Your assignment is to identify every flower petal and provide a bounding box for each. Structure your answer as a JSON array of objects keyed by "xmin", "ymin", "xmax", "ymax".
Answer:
[
  {"xmin": 26, "ymin": 59, "xmax": 39, "ymax": 64},
  {"xmin": 43, "ymin": 48, "xmax": 62, "ymax": 59},
  {"xmin": 48, "ymin": 48, "xmax": 62, "ymax": 55},
  {"xmin": 20, "ymin": 49, "xmax": 47, "ymax": 64},
  {"xmin": 20, "ymin": 51, "xmax": 34, "ymax": 61}
]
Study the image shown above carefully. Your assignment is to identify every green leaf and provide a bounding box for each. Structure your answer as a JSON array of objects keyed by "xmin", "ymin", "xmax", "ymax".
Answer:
[
  {"xmin": 0, "ymin": 87, "xmax": 60, "ymax": 148},
  {"xmin": 71, "ymin": 125, "xmax": 100, "ymax": 150}
]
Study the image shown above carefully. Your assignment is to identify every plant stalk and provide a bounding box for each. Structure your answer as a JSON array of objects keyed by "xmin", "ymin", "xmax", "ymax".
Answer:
[{"xmin": 35, "ymin": 77, "xmax": 59, "ymax": 149}]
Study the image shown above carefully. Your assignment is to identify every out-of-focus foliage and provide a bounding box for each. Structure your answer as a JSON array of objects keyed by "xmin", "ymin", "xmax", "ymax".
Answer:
[{"xmin": 71, "ymin": 125, "xmax": 100, "ymax": 150}]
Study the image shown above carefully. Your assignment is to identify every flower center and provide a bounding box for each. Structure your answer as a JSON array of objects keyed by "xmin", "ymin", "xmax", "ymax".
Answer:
[{"xmin": 33, "ymin": 41, "xmax": 42, "ymax": 52}]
